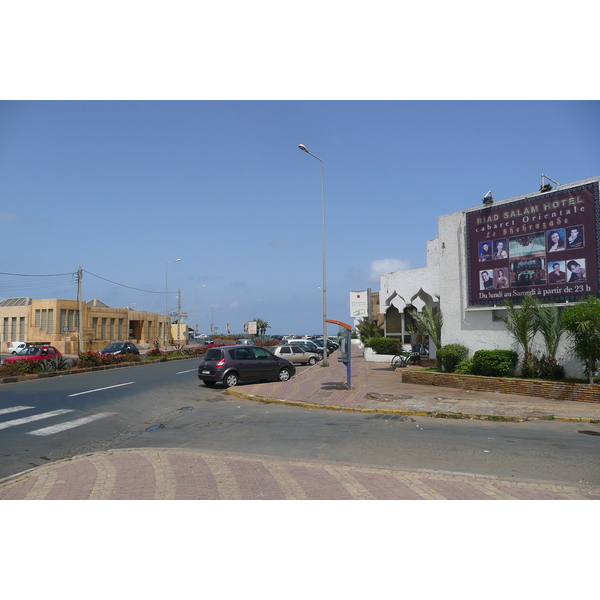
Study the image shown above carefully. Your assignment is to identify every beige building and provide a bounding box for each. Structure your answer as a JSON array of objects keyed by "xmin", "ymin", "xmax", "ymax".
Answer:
[{"xmin": 0, "ymin": 297, "xmax": 171, "ymax": 354}]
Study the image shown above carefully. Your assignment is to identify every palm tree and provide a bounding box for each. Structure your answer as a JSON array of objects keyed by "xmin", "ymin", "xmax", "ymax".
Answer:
[
  {"xmin": 562, "ymin": 296, "xmax": 600, "ymax": 383},
  {"xmin": 413, "ymin": 305, "xmax": 443, "ymax": 351},
  {"xmin": 253, "ymin": 318, "xmax": 270, "ymax": 337},
  {"xmin": 534, "ymin": 303, "xmax": 564, "ymax": 363},
  {"xmin": 502, "ymin": 294, "xmax": 538, "ymax": 376},
  {"xmin": 356, "ymin": 318, "xmax": 383, "ymax": 343}
]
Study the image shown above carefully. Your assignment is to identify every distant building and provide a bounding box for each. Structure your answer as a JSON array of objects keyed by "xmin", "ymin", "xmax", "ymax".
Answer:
[{"xmin": 0, "ymin": 297, "xmax": 169, "ymax": 354}]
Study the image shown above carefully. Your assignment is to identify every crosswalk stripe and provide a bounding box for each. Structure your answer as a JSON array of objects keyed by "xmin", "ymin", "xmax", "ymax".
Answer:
[
  {"xmin": 0, "ymin": 409, "xmax": 74, "ymax": 431},
  {"xmin": 0, "ymin": 406, "xmax": 35, "ymax": 416},
  {"xmin": 27, "ymin": 412, "xmax": 118, "ymax": 436}
]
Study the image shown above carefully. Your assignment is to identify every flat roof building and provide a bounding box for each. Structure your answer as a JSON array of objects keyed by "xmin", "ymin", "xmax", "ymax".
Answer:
[{"xmin": 379, "ymin": 176, "xmax": 600, "ymax": 379}]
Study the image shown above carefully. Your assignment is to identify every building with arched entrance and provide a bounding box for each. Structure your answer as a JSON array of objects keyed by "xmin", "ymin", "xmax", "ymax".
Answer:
[{"xmin": 378, "ymin": 176, "xmax": 600, "ymax": 378}]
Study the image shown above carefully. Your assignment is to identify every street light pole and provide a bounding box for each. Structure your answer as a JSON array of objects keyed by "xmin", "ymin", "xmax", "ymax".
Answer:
[
  {"xmin": 298, "ymin": 143, "xmax": 328, "ymax": 363},
  {"xmin": 194, "ymin": 285, "xmax": 206, "ymax": 334},
  {"xmin": 165, "ymin": 259, "xmax": 181, "ymax": 347}
]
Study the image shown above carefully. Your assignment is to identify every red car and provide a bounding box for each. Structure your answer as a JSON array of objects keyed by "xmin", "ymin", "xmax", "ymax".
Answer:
[{"xmin": 3, "ymin": 345, "xmax": 62, "ymax": 365}]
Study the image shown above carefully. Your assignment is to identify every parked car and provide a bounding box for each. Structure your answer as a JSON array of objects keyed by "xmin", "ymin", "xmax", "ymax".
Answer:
[
  {"xmin": 3, "ymin": 345, "xmax": 61, "ymax": 365},
  {"xmin": 282, "ymin": 339, "xmax": 323, "ymax": 357},
  {"xmin": 7, "ymin": 341, "xmax": 28, "ymax": 355},
  {"xmin": 99, "ymin": 342, "xmax": 140, "ymax": 356},
  {"xmin": 314, "ymin": 338, "xmax": 339, "ymax": 352},
  {"xmin": 203, "ymin": 338, "xmax": 215, "ymax": 345},
  {"xmin": 235, "ymin": 339, "xmax": 255, "ymax": 345},
  {"xmin": 198, "ymin": 345, "xmax": 295, "ymax": 388},
  {"xmin": 272, "ymin": 344, "xmax": 319, "ymax": 365}
]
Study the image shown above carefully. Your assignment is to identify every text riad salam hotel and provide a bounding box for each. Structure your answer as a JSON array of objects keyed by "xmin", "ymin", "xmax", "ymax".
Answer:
[{"xmin": 363, "ymin": 175, "xmax": 600, "ymax": 380}]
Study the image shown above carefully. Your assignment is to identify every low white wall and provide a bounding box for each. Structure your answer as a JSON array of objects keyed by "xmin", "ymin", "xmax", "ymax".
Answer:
[{"xmin": 363, "ymin": 347, "xmax": 395, "ymax": 363}]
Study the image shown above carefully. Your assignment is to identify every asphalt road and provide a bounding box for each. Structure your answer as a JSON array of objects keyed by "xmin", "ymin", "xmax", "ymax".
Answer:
[{"xmin": 1, "ymin": 358, "xmax": 599, "ymax": 485}]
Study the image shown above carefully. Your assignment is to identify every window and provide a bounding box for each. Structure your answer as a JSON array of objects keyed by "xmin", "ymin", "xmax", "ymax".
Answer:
[
  {"xmin": 47, "ymin": 310, "xmax": 54, "ymax": 334},
  {"xmin": 19, "ymin": 317, "xmax": 26, "ymax": 340},
  {"xmin": 42, "ymin": 310, "xmax": 47, "ymax": 331},
  {"xmin": 110, "ymin": 318, "xmax": 115, "ymax": 340},
  {"xmin": 252, "ymin": 347, "xmax": 276, "ymax": 360},
  {"xmin": 101, "ymin": 318, "xmax": 106, "ymax": 340},
  {"xmin": 292, "ymin": 347, "xmax": 303, "ymax": 354},
  {"xmin": 280, "ymin": 347, "xmax": 291, "ymax": 354},
  {"xmin": 235, "ymin": 348, "xmax": 253, "ymax": 360},
  {"xmin": 118, "ymin": 319, "xmax": 123, "ymax": 339},
  {"xmin": 67, "ymin": 310, "xmax": 74, "ymax": 331},
  {"xmin": 35, "ymin": 310, "xmax": 41, "ymax": 328}
]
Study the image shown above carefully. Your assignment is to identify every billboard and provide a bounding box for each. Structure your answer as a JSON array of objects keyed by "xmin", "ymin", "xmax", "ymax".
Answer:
[
  {"xmin": 350, "ymin": 291, "xmax": 368, "ymax": 318},
  {"xmin": 466, "ymin": 180, "xmax": 600, "ymax": 306}
]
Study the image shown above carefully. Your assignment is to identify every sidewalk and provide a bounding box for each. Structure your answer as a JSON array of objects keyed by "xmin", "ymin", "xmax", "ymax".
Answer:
[
  {"xmin": 1, "ymin": 345, "xmax": 599, "ymax": 500},
  {"xmin": 227, "ymin": 346, "xmax": 600, "ymax": 423}
]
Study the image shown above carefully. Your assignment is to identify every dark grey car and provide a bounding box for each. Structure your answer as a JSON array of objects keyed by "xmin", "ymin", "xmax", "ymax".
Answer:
[{"xmin": 198, "ymin": 345, "xmax": 296, "ymax": 388}]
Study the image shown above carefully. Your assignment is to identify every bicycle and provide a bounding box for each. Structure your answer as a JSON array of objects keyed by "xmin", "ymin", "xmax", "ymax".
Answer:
[
  {"xmin": 391, "ymin": 352, "xmax": 410, "ymax": 369},
  {"xmin": 391, "ymin": 351, "xmax": 422, "ymax": 369}
]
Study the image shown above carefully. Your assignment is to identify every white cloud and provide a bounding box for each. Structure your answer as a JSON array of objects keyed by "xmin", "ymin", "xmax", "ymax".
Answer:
[{"xmin": 368, "ymin": 259, "xmax": 412, "ymax": 281}]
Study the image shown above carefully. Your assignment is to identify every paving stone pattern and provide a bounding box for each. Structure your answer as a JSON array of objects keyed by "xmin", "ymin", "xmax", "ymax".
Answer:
[{"xmin": 1, "ymin": 448, "xmax": 598, "ymax": 500}]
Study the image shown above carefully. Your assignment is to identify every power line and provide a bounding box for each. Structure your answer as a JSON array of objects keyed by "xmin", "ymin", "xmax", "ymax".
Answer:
[
  {"xmin": 82, "ymin": 270, "xmax": 168, "ymax": 294},
  {"xmin": 0, "ymin": 271, "xmax": 75, "ymax": 277}
]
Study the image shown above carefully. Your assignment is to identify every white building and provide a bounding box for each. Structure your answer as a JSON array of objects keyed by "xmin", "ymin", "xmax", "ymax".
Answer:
[{"xmin": 379, "ymin": 176, "xmax": 600, "ymax": 378}]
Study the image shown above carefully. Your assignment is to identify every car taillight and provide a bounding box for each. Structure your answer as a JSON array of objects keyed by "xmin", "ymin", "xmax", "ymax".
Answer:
[{"xmin": 216, "ymin": 358, "xmax": 226, "ymax": 367}]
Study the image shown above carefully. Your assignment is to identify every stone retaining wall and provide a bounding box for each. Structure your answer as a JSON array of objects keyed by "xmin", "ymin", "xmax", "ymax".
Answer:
[{"xmin": 401, "ymin": 370, "xmax": 600, "ymax": 404}]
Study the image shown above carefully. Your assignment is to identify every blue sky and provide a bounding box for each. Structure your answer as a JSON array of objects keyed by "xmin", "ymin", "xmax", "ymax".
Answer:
[{"xmin": 1, "ymin": 100, "xmax": 599, "ymax": 334}]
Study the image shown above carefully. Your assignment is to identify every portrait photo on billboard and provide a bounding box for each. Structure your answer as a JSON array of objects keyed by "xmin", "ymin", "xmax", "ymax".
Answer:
[{"xmin": 466, "ymin": 180, "xmax": 600, "ymax": 306}]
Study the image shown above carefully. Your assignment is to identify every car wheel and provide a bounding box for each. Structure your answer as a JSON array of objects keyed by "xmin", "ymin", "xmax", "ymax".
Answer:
[
  {"xmin": 278, "ymin": 367, "xmax": 292, "ymax": 382},
  {"xmin": 203, "ymin": 381, "xmax": 216, "ymax": 387},
  {"xmin": 223, "ymin": 372, "xmax": 239, "ymax": 388},
  {"xmin": 308, "ymin": 357, "xmax": 317, "ymax": 365}
]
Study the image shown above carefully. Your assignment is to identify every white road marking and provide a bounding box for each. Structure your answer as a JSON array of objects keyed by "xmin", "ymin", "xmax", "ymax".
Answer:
[
  {"xmin": 27, "ymin": 412, "xmax": 118, "ymax": 436},
  {"xmin": 0, "ymin": 406, "xmax": 35, "ymax": 416},
  {"xmin": 0, "ymin": 409, "xmax": 74, "ymax": 431},
  {"xmin": 176, "ymin": 369, "xmax": 196, "ymax": 374},
  {"xmin": 68, "ymin": 382, "xmax": 135, "ymax": 397}
]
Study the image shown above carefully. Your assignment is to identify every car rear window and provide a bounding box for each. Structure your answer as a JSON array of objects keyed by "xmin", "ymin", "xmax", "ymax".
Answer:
[{"xmin": 204, "ymin": 349, "xmax": 224, "ymax": 361}]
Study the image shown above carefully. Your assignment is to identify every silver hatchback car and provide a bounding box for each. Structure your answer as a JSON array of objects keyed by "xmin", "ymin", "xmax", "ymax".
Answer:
[{"xmin": 272, "ymin": 344, "xmax": 319, "ymax": 366}]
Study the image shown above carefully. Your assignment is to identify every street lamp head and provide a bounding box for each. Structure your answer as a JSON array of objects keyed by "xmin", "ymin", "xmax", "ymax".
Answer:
[{"xmin": 298, "ymin": 144, "xmax": 308, "ymax": 153}]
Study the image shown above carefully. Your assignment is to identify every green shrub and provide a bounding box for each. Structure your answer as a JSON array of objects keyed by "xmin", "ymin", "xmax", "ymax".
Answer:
[
  {"xmin": 471, "ymin": 350, "xmax": 518, "ymax": 377},
  {"xmin": 38, "ymin": 356, "xmax": 71, "ymax": 372},
  {"xmin": 436, "ymin": 344, "xmax": 469, "ymax": 373},
  {"xmin": 454, "ymin": 358, "xmax": 474, "ymax": 374},
  {"xmin": 522, "ymin": 354, "xmax": 565, "ymax": 380},
  {"xmin": 365, "ymin": 337, "xmax": 403, "ymax": 355}
]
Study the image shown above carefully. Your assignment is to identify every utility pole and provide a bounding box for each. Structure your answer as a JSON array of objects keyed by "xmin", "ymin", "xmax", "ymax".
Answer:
[
  {"xmin": 177, "ymin": 289, "xmax": 181, "ymax": 346},
  {"xmin": 78, "ymin": 266, "xmax": 83, "ymax": 354}
]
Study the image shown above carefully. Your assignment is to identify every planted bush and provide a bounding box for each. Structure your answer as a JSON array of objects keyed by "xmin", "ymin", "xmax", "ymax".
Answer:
[
  {"xmin": 436, "ymin": 344, "xmax": 469, "ymax": 373},
  {"xmin": 0, "ymin": 360, "xmax": 37, "ymax": 377},
  {"xmin": 454, "ymin": 358, "xmax": 474, "ymax": 375},
  {"xmin": 365, "ymin": 337, "xmax": 403, "ymax": 355},
  {"xmin": 471, "ymin": 350, "xmax": 518, "ymax": 377},
  {"xmin": 75, "ymin": 352, "xmax": 139, "ymax": 368}
]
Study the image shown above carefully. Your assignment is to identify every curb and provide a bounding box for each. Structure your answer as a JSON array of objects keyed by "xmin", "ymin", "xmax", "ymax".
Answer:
[{"xmin": 225, "ymin": 388, "xmax": 599, "ymax": 423}]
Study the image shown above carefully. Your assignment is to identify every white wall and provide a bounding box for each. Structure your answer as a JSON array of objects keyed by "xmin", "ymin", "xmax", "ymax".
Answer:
[{"xmin": 379, "ymin": 178, "xmax": 600, "ymax": 379}]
